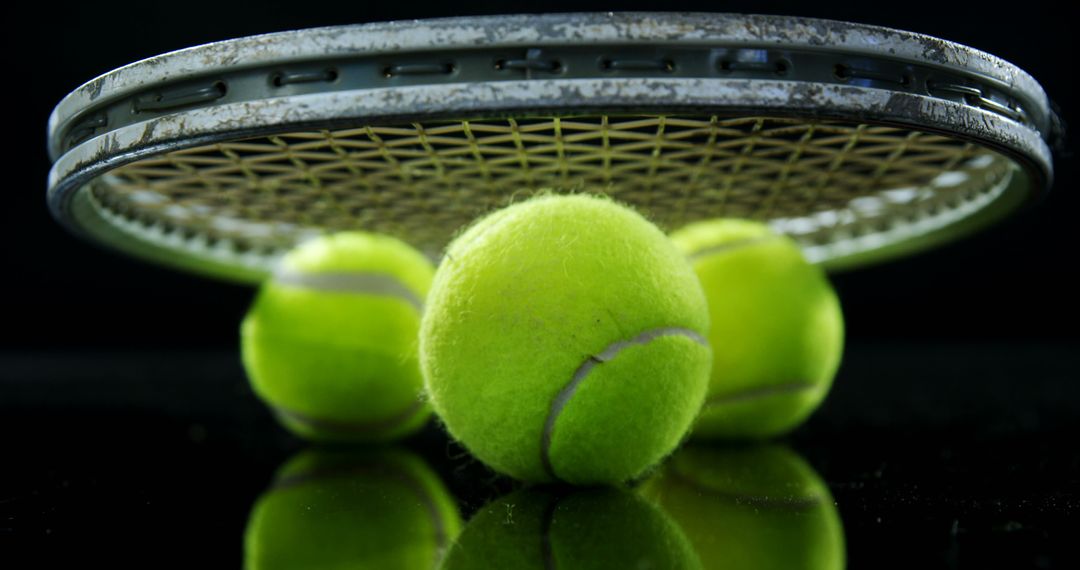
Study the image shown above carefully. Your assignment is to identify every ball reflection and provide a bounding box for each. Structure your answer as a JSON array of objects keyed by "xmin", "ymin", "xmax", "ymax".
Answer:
[
  {"xmin": 441, "ymin": 486, "xmax": 702, "ymax": 569},
  {"xmin": 244, "ymin": 447, "xmax": 461, "ymax": 570},
  {"xmin": 642, "ymin": 444, "xmax": 846, "ymax": 569}
]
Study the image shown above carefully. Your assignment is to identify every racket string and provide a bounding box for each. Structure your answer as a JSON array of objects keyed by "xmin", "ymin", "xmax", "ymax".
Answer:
[{"xmin": 96, "ymin": 114, "xmax": 1004, "ymax": 257}]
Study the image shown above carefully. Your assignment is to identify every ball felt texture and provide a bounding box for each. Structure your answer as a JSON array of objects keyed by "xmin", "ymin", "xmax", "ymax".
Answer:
[
  {"xmin": 440, "ymin": 487, "xmax": 702, "ymax": 570},
  {"xmin": 242, "ymin": 231, "xmax": 435, "ymax": 442},
  {"xmin": 670, "ymin": 219, "xmax": 843, "ymax": 439},
  {"xmin": 245, "ymin": 448, "xmax": 462, "ymax": 570},
  {"xmin": 420, "ymin": 193, "xmax": 712, "ymax": 484},
  {"xmin": 641, "ymin": 444, "xmax": 845, "ymax": 570}
]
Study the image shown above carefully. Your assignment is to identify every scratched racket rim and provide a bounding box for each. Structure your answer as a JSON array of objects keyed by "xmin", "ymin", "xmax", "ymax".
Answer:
[{"xmin": 46, "ymin": 12, "xmax": 1055, "ymax": 282}]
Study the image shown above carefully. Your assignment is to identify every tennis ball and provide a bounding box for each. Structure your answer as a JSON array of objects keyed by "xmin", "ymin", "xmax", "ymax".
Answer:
[
  {"xmin": 669, "ymin": 219, "xmax": 843, "ymax": 439},
  {"xmin": 441, "ymin": 487, "xmax": 702, "ymax": 570},
  {"xmin": 245, "ymin": 447, "xmax": 462, "ymax": 570},
  {"xmin": 641, "ymin": 444, "xmax": 845, "ymax": 570},
  {"xmin": 421, "ymin": 193, "xmax": 712, "ymax": 484},
  {"xmin": 241, "ymin": 231, "xmax": 435, "ymax": 442}
]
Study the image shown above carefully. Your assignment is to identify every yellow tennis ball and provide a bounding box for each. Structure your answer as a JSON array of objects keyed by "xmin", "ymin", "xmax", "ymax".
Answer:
[
  {"xmin": 670, "ymin": 219, "xmax": 844, "ymax": 439},
  {"xmin": 641, "ymin": 444, "xmax": 845, "ymax": 570},
  {"xmin": 244, "ymin": 448, "xmax": 462, "ymax": 570},
  {"xmin": 241, "ymin": 232, "xmax": 435, "ymax": 442},
  {"xmin": 421, "ymin": 194, "xmax": 712, "ymax": 484},
  {"xmin": 440, "ymin": 487, "xmax": 702, "ymax": 570}
]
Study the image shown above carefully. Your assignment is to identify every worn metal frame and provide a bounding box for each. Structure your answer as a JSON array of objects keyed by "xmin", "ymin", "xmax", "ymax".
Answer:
[{"xmin": 47, "ymin": 13, "xmax": 1056, "ymax": 281}]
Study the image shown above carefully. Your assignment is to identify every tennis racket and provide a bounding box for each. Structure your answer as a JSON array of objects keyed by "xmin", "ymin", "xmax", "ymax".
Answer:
[{"xmin": 47, "ymin": 12, "xmax": 1059, "ymax": 282}]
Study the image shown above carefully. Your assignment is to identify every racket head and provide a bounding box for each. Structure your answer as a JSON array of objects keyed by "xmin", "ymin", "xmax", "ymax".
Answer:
[{"xmin": 47, "ymin": 12, "xmax": 1055, "ymax": 282}]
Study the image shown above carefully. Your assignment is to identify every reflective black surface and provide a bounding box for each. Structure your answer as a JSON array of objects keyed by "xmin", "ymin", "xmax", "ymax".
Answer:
[
  {"xmin": 9, "ymin": 1, "xmax": 1076, "ymax": 567},
  {"xmin": 2, "ymin": 343, "xmax": 1077, "ymax": 568}
]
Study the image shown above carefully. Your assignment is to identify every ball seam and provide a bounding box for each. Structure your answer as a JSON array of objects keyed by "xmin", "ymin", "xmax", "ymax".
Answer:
[
  {"xmin": 702, "ymin": 381, "xmax": 821, "ymax": 409},
  {"xmin": 685, "ymin": 234, "xmax": 781, "ymax": 261},
  {"xmin": 273, "ymin": 398, "xmax": 427, "ymax": 436},
  {"xmin": 273, "ymin": 268, "xmax": 425, "ymax": 311},
  {"xmin": 539, "ymin": 326, "xmax": 709, "ymax": 481}
]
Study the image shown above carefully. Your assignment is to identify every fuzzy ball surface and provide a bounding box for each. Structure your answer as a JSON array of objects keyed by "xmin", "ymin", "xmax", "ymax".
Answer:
[
  {"xmin": 670, "ymin": 219, "xmax": 843, "ymax": 440},
  {"xmin": 421, "ymin": 194, "xmax": 712, "ymax": 484},
  {"xmin": 242, "ymin": 232, "xmax": 435, "ymax": 442}
]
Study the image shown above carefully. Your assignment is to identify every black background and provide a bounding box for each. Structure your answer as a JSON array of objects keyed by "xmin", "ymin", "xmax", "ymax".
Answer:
[
  {"xmin": 3, "ymin": 2, "xmax": 1079, "ymax": 568},
  {"xmin": 5, "ymin": 0, "xmax": 1078, "ymax": 350}
]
